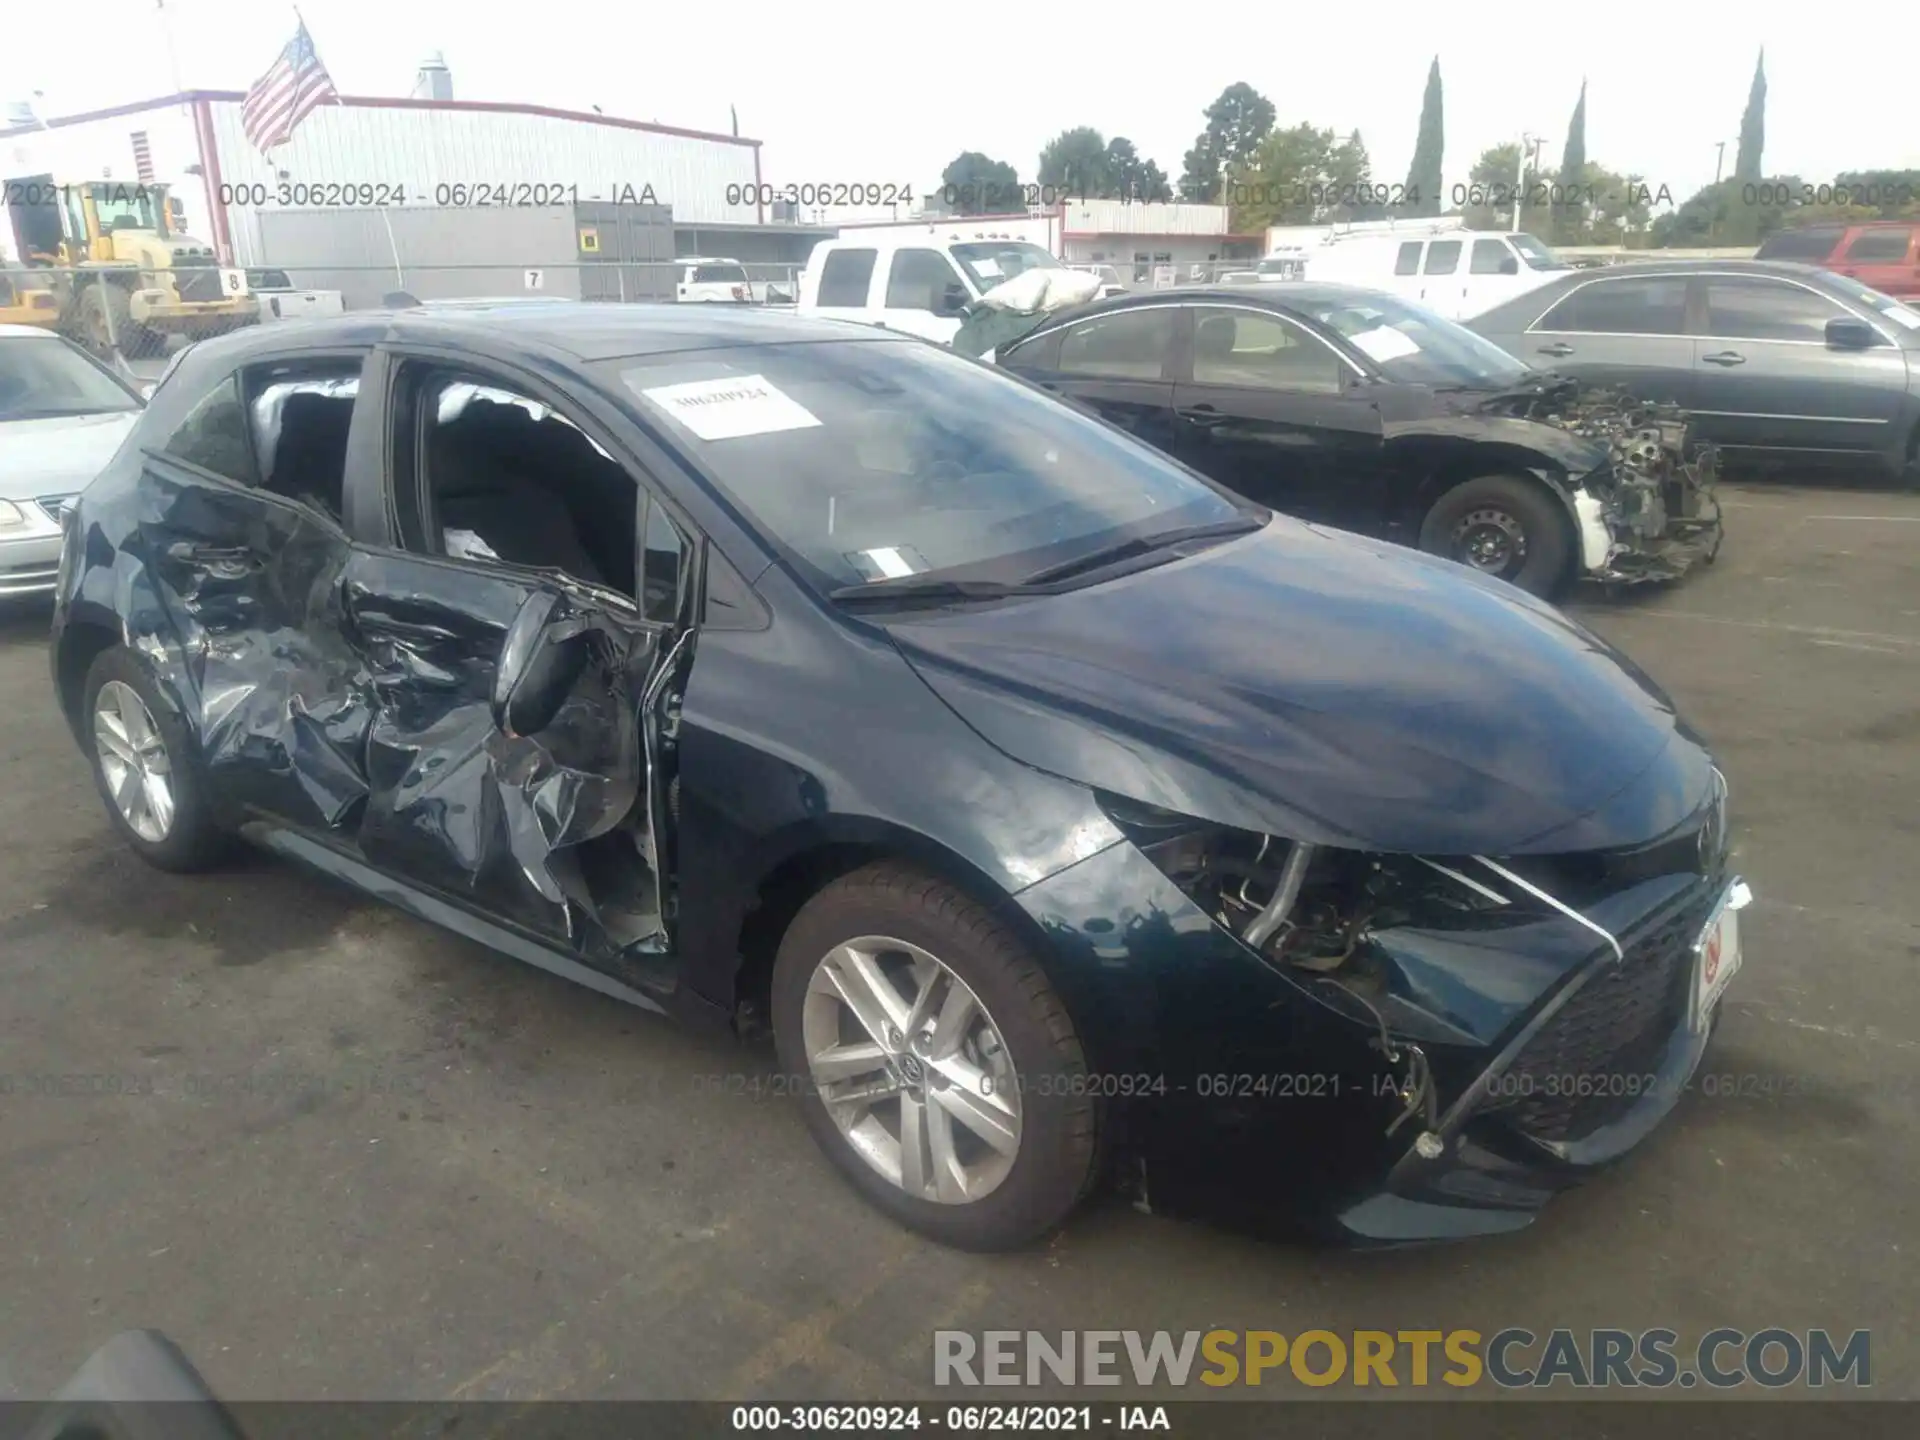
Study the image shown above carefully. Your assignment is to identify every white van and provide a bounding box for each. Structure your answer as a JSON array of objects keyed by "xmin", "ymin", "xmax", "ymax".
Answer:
[
  {"xmin": 797, "ymin": 233, "xmax": 1068, "ymax": 342},
  {"xmin": 1304, "ymin": 231, "xmax": 1569, "ymax": 320}
]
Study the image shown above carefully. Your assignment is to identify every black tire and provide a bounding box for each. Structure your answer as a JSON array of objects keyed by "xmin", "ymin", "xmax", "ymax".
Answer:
[
  {"xmin": 81, "ymin": 646, "xmax": 231, "ymax": 872},
  {"xmin": 1418, "ymin": 473, "xmax": 1574, "ymax": 597},
  {"xmin": 771, "ymin": 862, "xmax": 1100, "ymax": 1251}
]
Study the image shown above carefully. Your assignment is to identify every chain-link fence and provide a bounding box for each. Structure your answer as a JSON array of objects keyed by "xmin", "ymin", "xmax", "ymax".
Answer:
[{"xmin": 9, "ymin": 253, "xmax": 1295, "ymax": 377}]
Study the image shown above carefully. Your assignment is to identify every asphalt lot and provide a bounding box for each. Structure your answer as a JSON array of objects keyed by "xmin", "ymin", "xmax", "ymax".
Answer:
[{"xmin": 2, "ymin": 479, "xmax": 1917, "ymax": 1402}]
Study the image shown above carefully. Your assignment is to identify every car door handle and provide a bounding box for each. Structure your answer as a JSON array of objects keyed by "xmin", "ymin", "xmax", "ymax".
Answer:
[
  {"xmin": 1701, "ymin": 351, "xmax": 1746, "ymax": 366},
  {"xmin": 1176, "ymin": 406, "xmax": 1228, "ymax": 427},
  {"xmin": 165, "ymin": 541, "xmax": 258, "ymax": 569},
  {"xmin": 1536, "ymin": 342, "xmax": 1575, "ymax": 357}
]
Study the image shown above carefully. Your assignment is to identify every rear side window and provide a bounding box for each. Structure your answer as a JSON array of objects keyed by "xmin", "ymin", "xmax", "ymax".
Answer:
[
  {"xmin": 1535, "ymin": 276, "xmax": 1688, "ymax": 335},
  {"xmin": 246, "ymin": 363, "xmax": 362, "ymax": 520},
  {"xmin": 1056, "ymin": 308, "xmax": 1175, "ymax": 380},
  {"xmin": 1754, "ymin": 226, "xmax": 1846, "ymax": 262},
  {"xmin": 817, "ymin": 248, "xmax": 877, "ymax": 306},
  {"xmin": 1470, "ymin": 238, "xmax": 1514, "ymax": 274},
  {"xmin": 1393, "ymin": 241, "xmax": 1421, "ymax": 276},
  {"xmin": 1841, "ymin": 229, "xmax": 1913, "ymax": 262},
  {"xmin": 692, "ymin": 263, "xmax": 747, "ymax": 283},
  {"xmin": 884, "ymin": 248, "xmax": 965, "ymax": 311},
  {"xmin": 161, "ymin": 376, "xmax": 261, "ymax": 485},
  {"xmin": 1423, "ymin": 241, "xmax": 1462, "ymax": 275}
]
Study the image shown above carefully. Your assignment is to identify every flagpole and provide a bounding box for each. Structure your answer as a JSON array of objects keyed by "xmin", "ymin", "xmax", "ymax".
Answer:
[{"xmin": 290, "ymin": 3, "xmax": 406, "ymax": 290}]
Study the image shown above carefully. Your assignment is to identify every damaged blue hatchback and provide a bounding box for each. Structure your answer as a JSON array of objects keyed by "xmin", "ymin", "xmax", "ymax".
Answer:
[{"xmin": 50, "ymin": 304, "xmax": 1749, "ymax": 1251}]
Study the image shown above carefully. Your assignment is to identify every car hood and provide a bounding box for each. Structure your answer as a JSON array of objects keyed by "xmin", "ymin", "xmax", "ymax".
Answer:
[
  {"xmin": 885, "ymin": 519, "xmax": 1714, "ymax": 857},
  {"xmin": 1383, "ymin": 380, "xmax": 1609, "ymax": 474},
  {"xmin": 0, "ymin": 411, "xmax": 141, "ymax": 499}
]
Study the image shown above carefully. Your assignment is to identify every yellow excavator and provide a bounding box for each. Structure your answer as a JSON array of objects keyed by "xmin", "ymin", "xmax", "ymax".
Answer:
[{"xmin": 2, "ymin": 175, "xmax": 257, "ymax": 355}]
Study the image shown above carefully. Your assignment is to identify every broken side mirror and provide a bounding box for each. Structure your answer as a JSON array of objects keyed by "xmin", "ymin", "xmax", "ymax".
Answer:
[
  {"xmin": 1825, "ymin": 317, "xmax": 1878, "ymax": 350},
  {"xmin": 492, "ymin": 590, "xmax": 593, "ymax": 738}
]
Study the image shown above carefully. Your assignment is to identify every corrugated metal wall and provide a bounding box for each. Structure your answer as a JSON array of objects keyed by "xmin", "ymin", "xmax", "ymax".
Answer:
[
  {"xmin": 249, "ymin": 206, "xmax": 583, "ymax": 307},
  {"xmin": 206, "ymin": 99, "xmax": 758, "ymax": 232},
  {"xmin": 1063, "ymin": 200, "xmax": 1234, "ymax": 237}
]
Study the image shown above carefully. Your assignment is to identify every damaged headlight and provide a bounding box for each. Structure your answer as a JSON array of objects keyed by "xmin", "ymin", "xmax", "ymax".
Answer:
[
  {"xmin": 0, "ymin": 499, "xmax": 28, "ymax": 530},
  {"xmin": 1102, "ymin": 795, "xmax": 1515, "ymax": 975}
]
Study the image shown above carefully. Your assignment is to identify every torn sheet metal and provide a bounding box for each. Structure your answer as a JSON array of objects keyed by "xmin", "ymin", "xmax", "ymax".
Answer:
[{"xmin": 1480, "ymin": 378, "xmax": 1723, "ymax": 585}]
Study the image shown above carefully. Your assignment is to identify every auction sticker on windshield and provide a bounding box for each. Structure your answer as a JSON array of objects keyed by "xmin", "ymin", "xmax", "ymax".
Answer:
[
  {"xmin": 640, "ymin": 374, "xmax": 822, "ymax": 441},
  {"xmin": 1348, "ymin": 326, "xmax": 1421, "ymax": 363}
]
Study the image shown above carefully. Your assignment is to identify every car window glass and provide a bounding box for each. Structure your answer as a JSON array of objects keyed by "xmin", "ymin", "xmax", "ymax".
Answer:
[
  {"xmin": 1536, "ymin": 276, "xmax": 1688, "ymax": 334},
  {"xmin": 1191, "ymin": 308, "xmax": 1344, "ymax": 394},
  {"xmin": 1841, "ymin": 230, "xmax": 1911, "ymax": 262},
  {"xmin": 1754, "ymin": 226, "xmax": 1845, "ymax": 262},
  {"xmin": 413, "ymin": 368, "xmax": 637, "ymax": 594},
  {"xmin": 1394, "ymin": 241, "xmax": 1421, "ymax": 276},
  {"xmin": 1056, "ymin": 308, "xmax": 1174, "ymax": 380},
  {"xmin": 246, "ymin": 364, "xmax": 361, "ymax": 520},
  {"xmin": 161, "ymin": 375, "xmax": 261, "ymax": 485},
  {"xmin": 1470, "ymin": 239, "xmax": 1513, "ymax": 275},
  {"xmin": 1423, "ymin": 241, "xmax": 1461, "ymax": 275},
  {"xmin": 884, "ymin": 248, "xmax": 964, "ymax": 311},
  {"xmin": 640, "ymin": 495, "xmax": 690, "ymax": 624},
  {"xmin": 1703, "ymin": 278, "xmax": 1847, "ymax": 342},
  {"xmin": 0, "ymin": 335, "xmax": 141, "ymax": 419},
  {"xmin": 817, "ymin": 248, "xmax": 877, "ymax": 306},
  {"xmin": 693, "ymin": 263, "xmax": 748, "ymax": 283}
]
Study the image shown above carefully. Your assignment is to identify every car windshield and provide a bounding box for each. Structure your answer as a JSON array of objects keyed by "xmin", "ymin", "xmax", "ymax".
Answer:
[
  {"xmin": 611, "ymin": 339, "xmax": 1251, "ymax": 592},
  {"xmin": 0, "ymin": 336, "xmax": 142, "ymax": 420},
  {"xmin": 949, "ymin": 242, "xmax": 1063, "ymax": 294},
  {"xmin": 1510, "ymin": 233, "xmax": 1570, "ymax": 271},
  {"xmin": 1293, "ymin": 292, "xmax": 1535, "ymax": 388},
  {"xmin": 1816, "ymin": 271, "xmax": 1920, "ymax": 333}
]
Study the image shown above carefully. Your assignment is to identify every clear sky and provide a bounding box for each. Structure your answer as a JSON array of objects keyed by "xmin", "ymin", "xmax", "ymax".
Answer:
[{"xmin": 4, "ymin": 0, "xmax": 1915, "ymax": 208}]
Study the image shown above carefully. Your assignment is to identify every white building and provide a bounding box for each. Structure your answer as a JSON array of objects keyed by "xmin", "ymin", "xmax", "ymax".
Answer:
[{"xmin": 1, "ymin": 87, "xmax": 766, "ymax": 268}]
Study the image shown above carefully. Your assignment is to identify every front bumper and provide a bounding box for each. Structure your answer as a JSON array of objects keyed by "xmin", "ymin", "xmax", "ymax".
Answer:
[
  {"xmin": 1015, "ymin": 840, "xmax": 1744, "ymax": 1244},
  {"xmin": 0, "ymin": 498, "xmax": 69, "ymax": 597}
]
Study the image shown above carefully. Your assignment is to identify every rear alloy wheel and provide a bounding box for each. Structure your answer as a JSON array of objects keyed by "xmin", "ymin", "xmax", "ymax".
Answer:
[
  {"xmin": 1419, "ymin": 473, "xmax": 1572, "ymax": 597},
  {"xmin": 82, "ymin": 646, "xmax": 230, "ymax": 872},
  {"xmin": 772, "ymin": 863, "xmax": 1099, "ymax": 1250}
]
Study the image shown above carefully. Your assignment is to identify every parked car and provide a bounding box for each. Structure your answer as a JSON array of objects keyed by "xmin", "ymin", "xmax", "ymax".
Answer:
[
  {"xmin": 675, "ymin": 257, "xmax": 753, "ymax": 303},
  {"xmin": 1755, "ymin": 221, "xmax": 1920, "ymax": 300},
  {"xmin": 0, "ymin": 323, "xmax": 144, "ymax": 599},
  {"xmin": 994, "ymin": 283, "xmax": 1722, "ymax": 595},
  {"xmin": 1302, "ymin": 230, "xmax": 1570, "ymax": 319},
  {"xmin": 798, "ymin": 232, "xmax": 1067, "ymax": 341},
  {"xmin": 1065, "ymin": 263, "xmax": 1129, "ymax": 298},
  {"xmin": 245, "ymin": 268, "xmax": 345, "ymax": 323},
  {"xmin": 1469, "ymin": 261, "xmax": 1920, "ymax": 486},
  {"xmin": 51, "ymin": 306, "xmax": 1748, "ymax": 1250}
]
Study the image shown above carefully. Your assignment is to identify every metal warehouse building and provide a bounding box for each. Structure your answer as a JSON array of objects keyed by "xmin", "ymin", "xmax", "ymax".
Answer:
[{"xmin": 2, "ymin": 88, "xmax": 826, "ymax": 305}]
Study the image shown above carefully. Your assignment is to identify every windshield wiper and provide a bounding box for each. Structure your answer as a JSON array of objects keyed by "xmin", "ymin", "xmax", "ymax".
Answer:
[
  {"xmin": 827, "ymin": 576, "xmax": 1051, "ymax": 607},
  {"xmin": 1018, "ymin": 515, "xmax": 1263, "ymax": 586}
]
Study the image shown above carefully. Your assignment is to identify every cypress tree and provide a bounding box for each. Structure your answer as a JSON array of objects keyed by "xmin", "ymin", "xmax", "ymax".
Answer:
[{"xmin": 1403, "ymin": 58, "xmax": 1444, "ymax": 217}]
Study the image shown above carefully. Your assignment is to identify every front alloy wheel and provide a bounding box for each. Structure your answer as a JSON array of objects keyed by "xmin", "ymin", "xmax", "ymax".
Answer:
[
  {"xmin": 803, "ymin": 936, "xmax": 1023, "ymax": 1203},
  {"xmin": 772, "ymin": 862, "xmax": 1100, "ymax": 1250},
  {"xmin": 94, "ymin": 679, "xmax": 176, "ymax": 842}
]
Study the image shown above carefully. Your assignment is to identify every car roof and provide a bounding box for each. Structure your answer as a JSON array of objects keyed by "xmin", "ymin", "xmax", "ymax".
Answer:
[
  {"xmin": 167, "ymin": 302, "xmax": 892, "ymax": 364},
  {"xmin": 679, "ymin": 256, "xmax": 744, "ymax": 264},
  {"xmin": 1524, "ymin": 259, "xmax": 1831, "ymax": 280},
  {"xmin": 1065, "ymin": 281, "xmax": 1407, "ymax": 314},
  {"xmin": 0, "ymin": 322, "xmax": 63, "ymax": 339}
]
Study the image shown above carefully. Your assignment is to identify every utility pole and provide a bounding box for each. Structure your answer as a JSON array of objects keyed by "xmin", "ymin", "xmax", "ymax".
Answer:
[
  {"xmin": 1714, "ymin": 141, "xmax": 1727, "ymax": 186},
  {"xmin": 1512, "ymin": 134, "xmax": 1544, "ymax": 232}
]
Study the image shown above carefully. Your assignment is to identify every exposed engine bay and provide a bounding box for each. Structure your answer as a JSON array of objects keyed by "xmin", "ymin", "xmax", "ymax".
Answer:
[{"xmin": 1482, "ymin": 377, "xmax": 1724, "ymax": 584}]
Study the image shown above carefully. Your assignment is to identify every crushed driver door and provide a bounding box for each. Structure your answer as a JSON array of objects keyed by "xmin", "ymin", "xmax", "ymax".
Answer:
[{"xmin": 336, "ymin": 547, "xmax": 681, "ymax": 987}]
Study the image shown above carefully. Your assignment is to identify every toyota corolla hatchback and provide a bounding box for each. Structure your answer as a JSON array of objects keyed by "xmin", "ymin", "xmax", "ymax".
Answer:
[{"xmin": 51, "ymin": 305, "xmax": 1749, "ymax": 1250}]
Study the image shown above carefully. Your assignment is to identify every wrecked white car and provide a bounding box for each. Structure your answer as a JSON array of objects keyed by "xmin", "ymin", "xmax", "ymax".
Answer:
[{"xmin": 972, "ymin": 280, "xmax": 1721, "ymax": 598}]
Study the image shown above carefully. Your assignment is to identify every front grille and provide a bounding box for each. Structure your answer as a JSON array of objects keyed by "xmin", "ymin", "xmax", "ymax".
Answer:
[
  {"xmin": 174, "ymin": 262, "xmax": 221, "ymax": 302},
  {"xmin": 1490, "ymin": 885, "xmax": 1716, "ymax": 1144}
]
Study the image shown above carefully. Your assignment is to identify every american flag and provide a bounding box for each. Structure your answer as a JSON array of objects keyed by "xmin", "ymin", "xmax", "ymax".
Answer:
[{"xmin": 241, "ymin": 21, "xmax": 338, "ymax": 153}]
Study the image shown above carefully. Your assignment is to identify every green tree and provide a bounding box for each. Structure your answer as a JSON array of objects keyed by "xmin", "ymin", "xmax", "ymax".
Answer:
[
  {"xmin": 1177, "ymin": 82, "xmax": 1277, "ymax": 202},
  {"xmin": 1403, "ymin": 58, "xmax": 1445, "ymax": 217},
  {"xmin": 939, "ymin": 151, "xmax": 1020, "ymax": 214},
  {"xmin": 1552, "ymin": 81, "xmax": 1588, "ymax": 242},
  {"xmin": 1460, "ymin": 141, "xmax": 1543, "ymax": 231},
  {"xmin": 1328, "ymin": 130, "xmax": 1381, "ymax": 218},
  {"xmin": 1105, "ymin": 137, "xmax": 1172, "ymax": 202},
  {"xmin": 1037, "ymin": 127, "xmax": 1114, "ymax": 198},
  {"xmin": 1734, "ymin": 50, "xmax": 1766, "ymax": 183},
  {"xmin": 1227, "ymin": 123, "xmax": 1376, "ymax": 232},
  {"xmin": 1652, "ymin": 174, "xmax": 1802, "ymax": 247}
]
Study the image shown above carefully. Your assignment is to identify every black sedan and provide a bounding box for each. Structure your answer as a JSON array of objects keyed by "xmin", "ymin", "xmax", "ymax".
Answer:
[
  {"xmin": 51, "ymin": 305, "xmax": 1748, "ymax": 1250},
  {"xmin": 991, "ymin": 283, "xmax": 1722, "ymax": 597},
  {"xmin": 1469, "ymin": 260, "xmax": 1920, "ymax": 486}
]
